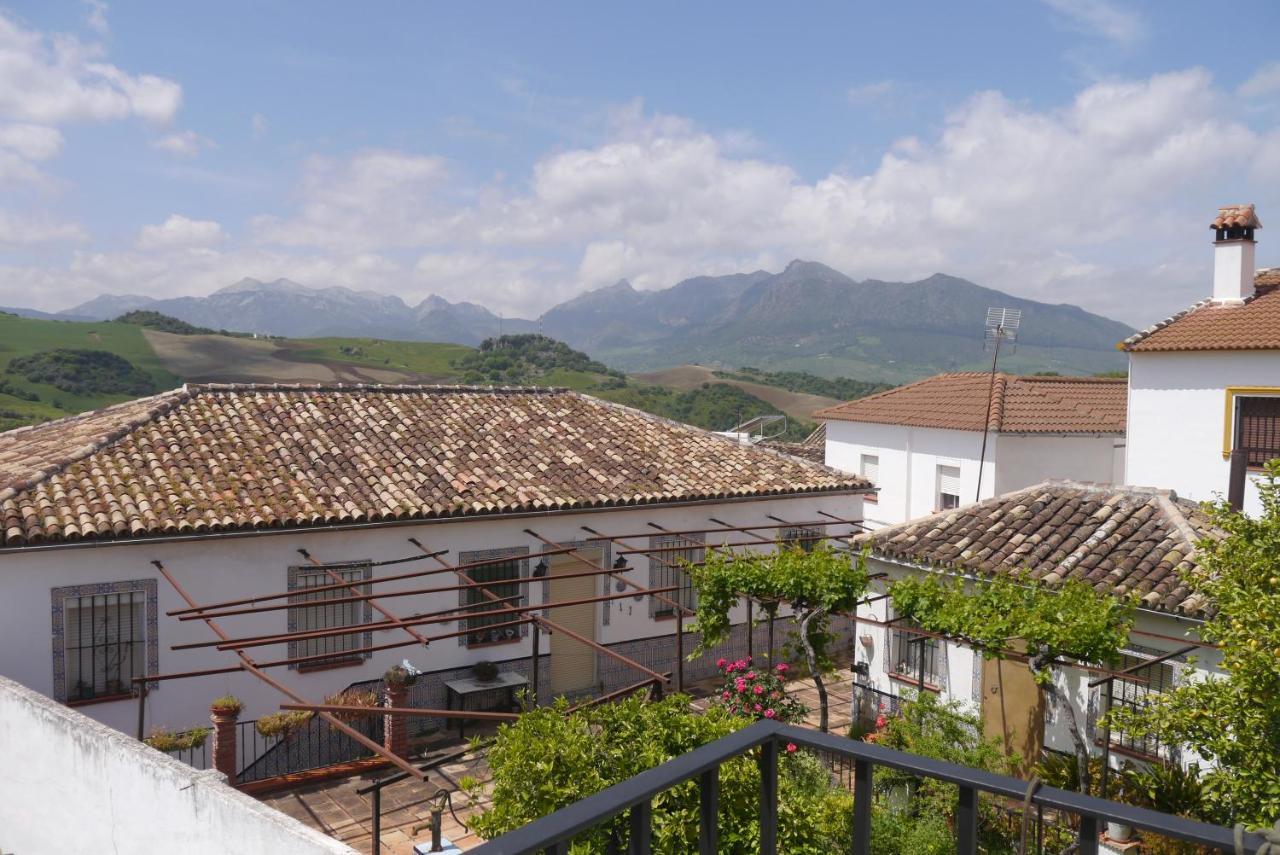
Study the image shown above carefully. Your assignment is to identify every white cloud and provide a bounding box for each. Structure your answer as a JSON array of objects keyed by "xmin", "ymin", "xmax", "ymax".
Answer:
[
  {"xmin": 0, "ymin": 123, "xmax": 63, "ymax": 160},
  {"xmin": 0, "ymin": 11, "xmax": 181, "ymax": 124},
  {"xmin": 1240, "ymin": 62, "xmax": 1280, "ymax": 99},
  {"xmin": 1040, "ymin": 0, "xmax": 1144, "ymax": 44},
  {"xmin": 0, "ymin": 211, "xmax": 86, "ymax": 245},
  {"xmin": 136, "ymin": 214, "xmax": 225, "ymax": 249},
  {"xmin": 84, "ymin": 0, "xmax": 109, "ymax": 37},
  {"xmin": 251, "ymin": 112, "xmax": 267, "ymax": 139},
  {"xmin": 151, "ymin": 129, "xmax": 215, "ymax": 157}
]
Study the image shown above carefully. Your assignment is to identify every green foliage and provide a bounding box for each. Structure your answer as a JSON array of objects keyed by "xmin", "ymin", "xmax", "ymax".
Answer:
[
  {"xmin": 452, "ymin": 334, "xmax": 623, "ymax": 384},
  {"xmin": 888, "ymin": 573, "xmax": 1134, "ymax": 685},
  {"xmin": 6, "ymin": 348, "xmax": 157, "ymax": 397},
  {"xmin": 713, "ymin": 366, "xmax": 892, "ymax": 401},
  {"xmin": 470, "ymin": 695, "xmax": 854, "ymax": 853},
  {"xmin": 1107, "ymin": 462, "xmax": 1280, "ymax": 827},
  {"xmin": 210, "ymin": 694, "xmax": 242, "ymax": 715},
  {"xmin": 144, "ymin": 726, "xmax": 210, "ymax": 752},
  {"xmin": 1031, "ymin": 751, "xmax": 1105, "ymax": 797},
  {"xmin": 0, "ymin": 379, "xmax": 38, "ymax": 401},
  {"xmin": 712, "ymin": 658, "xmax": 808, "ymax": 723},
  {"xmin": 255, "ymin": 710, "xmax": 313, "ymax": 738},
  {"xmin": 869, "ymin": 694, "xmax": 1016, "ymax": 855},
  {"xmin": 689, "ymin": 545, "xmax": 870, "ymax": 658},
  {"xmin": 114, "ymin": 310, "xmax": 250, "ymax": 337}
]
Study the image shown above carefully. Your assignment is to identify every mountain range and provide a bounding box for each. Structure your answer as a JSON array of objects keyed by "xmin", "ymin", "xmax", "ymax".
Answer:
[{"xmin": 18, "ymin": 262, "xmax": 1135, "ymax": 381}]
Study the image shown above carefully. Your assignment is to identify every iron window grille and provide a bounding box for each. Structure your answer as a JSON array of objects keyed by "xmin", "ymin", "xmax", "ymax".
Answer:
[
  {"xmin": 287, "ymin": 563, "xmax": 373, "ymax": 668},
  {"xmin": 781, "ymin": 526, "xmax": 822, "ymax": 552},
  {"xmin": 889, "ymin": 619, "xmax": 940, "ymax": 686},
  {"xmin": 1106, "ymin": 653, "xmax": 1176, "ymax": 759},
  {"xmin": 1236, "ymin": 396, "xmax": 1280, "ymax": 468},
  {"xmin": 64, "ymin": 591, "xmax": 146, "ymax": 701},
  {"xmin": 465, "ymin": 557, "xmax": 523, "ymax": 646},
  {"xmin": 648, "ymin": 533, "xmax": 704, "ymax": 619}
]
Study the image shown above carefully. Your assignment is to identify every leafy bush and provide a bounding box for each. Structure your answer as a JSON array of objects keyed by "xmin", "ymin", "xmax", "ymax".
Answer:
[
  {"xmin": 470, "ymin": 695, "xmax": 854, "ymax": 853},
  {"xmin": 144, "ymin": 727, "xmax": 210, "ymax": 752},
  {"xmin": 255, "ymin": 710, "xmax": 314, "ymax": 738},
  {"xmin": 114, "ymin": 310, "xmax": 251, "ymax": 337},
  {"xmin": 6, "ymin": 349, "xmax": 156, "ymax": 396},
  {"xmin": 453, "ymin": 334, "xmax": 623, "ymax": 384},
  {"xmin": 322, "ymin": 689, "xmax": 379, "ymax": 724},
  {"xmin": 712, "ymin": 658, "xmax": 807, "ymax": 723},
  {"xmin": 0, "ymin": 379, "xmax": 38, "ymax": 401}
]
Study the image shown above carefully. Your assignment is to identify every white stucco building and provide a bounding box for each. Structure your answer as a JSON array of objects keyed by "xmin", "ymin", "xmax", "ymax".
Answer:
[
  {"xmin": 817, "ymin": 373, "xmax": 1127, "ymax": 528},
  {"xmin": 1122, "ymin": 204, "xmax": 1279, "ymax": 517},
  {"xmin": 851, "ymin": 480, "xmax": 1219, "ymax": 770},
  {"xmin": 0, "ymin": 384, "xmax": 869, "ymax": 756}
]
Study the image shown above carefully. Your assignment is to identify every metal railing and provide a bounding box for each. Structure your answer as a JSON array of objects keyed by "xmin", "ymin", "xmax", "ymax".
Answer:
[
  {"xmin": 469, "ymin": 718, "xmax": 1260, "ymax": 855},
  {"xmin": 236, "ymin": 700, "xmax": 385, "ymax": 784}
]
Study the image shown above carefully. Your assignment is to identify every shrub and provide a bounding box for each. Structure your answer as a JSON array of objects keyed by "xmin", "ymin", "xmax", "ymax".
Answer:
[
  {"xmin": 255, "ymin": 710, "xmax": 314, "ymax": 738},
  {"xmin": 711, "ymin": 658, "xmax": 807, "ymax": 723},
  {"xmin": 144, "ymin": 727, "xmax": 210, "ymax": 752},
  {"xmin": 6, "ymin": 348, "xmax": 157, "ymax": 396},
  {"xmin": 323, "ymin": 689, "xmax": 379, "ymax": 723}
]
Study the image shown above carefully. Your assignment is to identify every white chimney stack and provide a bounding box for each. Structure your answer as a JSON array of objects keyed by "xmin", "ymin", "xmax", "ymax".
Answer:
[{"xmin": 1211, "ymin": 203, "xmax": 1261, "ymax": 303}]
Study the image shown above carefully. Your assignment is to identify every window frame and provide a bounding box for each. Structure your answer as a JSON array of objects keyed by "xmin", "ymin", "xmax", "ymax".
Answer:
[
  {"xmin": 1101, "ymin": 652, "xmax": 1177, "ymax": 761},
  {"xmin": 287, "ymin": 562, "xmax": 374, "ymax": 671},
  {"xmin": 887, "ymin": 616, "xmax": 942, "ymax": 689},
  {"xmin": 781, "ymin": 526, "xmax": 822, "ymax": 553},
  {"xmin": 936, "ymin": 463, "xmax": 962, "ymax": 511},
  {"xmin": 51, "ymin": 579, "xmax": 159, "ymax": 705},
  {"xmin": 457, "ymin": 547, "xmax": 529, "ymax": 648},
  {"xmin": 648, "ymin": 533, "xmax": 705, "ymax": 620},
  {"xmin": 859, "ymin": 453, "xmax": 880, "ymax": 502},
  {"xmin": 1234, "ymin": 394, "xmax": 1280, "ymax": 470}
]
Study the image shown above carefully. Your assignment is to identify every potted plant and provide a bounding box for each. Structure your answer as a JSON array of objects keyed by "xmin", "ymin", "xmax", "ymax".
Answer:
[
  {"xmin": 473, "ymin": 660, "xmax": 499, "ymax": 683},
  {"xmin": 144, "ymin": 727, "xmax": 210, "ymax": 753},
  {"xmin": 255, "ymin": 710, "xmax": 314, "ymax": 739},
  {"xmin": 322, "ymin": 689, "xmax": 380, "ymax": 725},
  {"xmin": 1105, "ymin": 766, "xmax": 1136, "ymax": 842},
  {"xmin": 385, "ymin": 664, "xmax": 418, "ymax": 687},
  {"xmin": 210, "ymin": 694, "xmax": 242, "ymax": 716}
]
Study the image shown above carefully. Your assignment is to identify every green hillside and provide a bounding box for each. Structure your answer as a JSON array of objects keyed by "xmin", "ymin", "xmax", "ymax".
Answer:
[{"xmin": 0, "ymin": 312, "xmax": 180, "ymax": 429}]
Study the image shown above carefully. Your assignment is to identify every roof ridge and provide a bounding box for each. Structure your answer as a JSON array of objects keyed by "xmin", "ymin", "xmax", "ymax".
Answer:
[
  {"xmin": 988, "ymin": 373, "xmax": 1008, "ymax": 431},
  {"xmin": 186, "ymin": 382, "xmax": 568, "ymax": 395},
  {"xmin": 813, "ymin": 371, "xmax": 994, "ymax": 420},
  {"xmin": 0, "ymin": 387, "xmax": 191, "ymax": 501}
]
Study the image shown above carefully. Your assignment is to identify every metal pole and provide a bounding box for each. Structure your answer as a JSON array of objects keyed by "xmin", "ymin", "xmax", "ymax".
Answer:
[
  {"xmin": 136, "ymin": 679, "xmax": 148, "ymax": 740},
  {"xmin": 975, "ymin": 332, "xmax": 1002, "ymax": 502},
  {"xmin": 746, "ymin": 599, "xmax": 753, "ymax": 662},
  {"xmin": 1100, "ymin": 677, "xmax": 1114, "ymax": 800},
  {"xmin": 531, "ymin": 624, "xmax": 541, "ymax": 708},
  {"xmin": 371, "ymin": 783, "xmax": 381, "ymax": 855},
  {"xmin": 675, "ymin": 609, "xmax": 684, "ymax": 694}
]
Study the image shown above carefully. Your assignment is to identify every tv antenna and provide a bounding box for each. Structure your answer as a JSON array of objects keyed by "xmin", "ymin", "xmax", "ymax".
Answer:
[{"xmin": 975, "ymin": 307, "xmax": 1021, "ymax": 501}]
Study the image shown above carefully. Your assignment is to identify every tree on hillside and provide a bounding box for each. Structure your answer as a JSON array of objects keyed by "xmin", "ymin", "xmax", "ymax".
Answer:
[
  {"xmin": 1107, "ymin": 462, "xmax": 1280, "ymax": 827},
  {"xmin": 689, "ymin": 544, "xmax": 870, "ymax": 732},
  {"xmin": 890, "ymin": 573, "xmax": 1133, "ymax": 795}
]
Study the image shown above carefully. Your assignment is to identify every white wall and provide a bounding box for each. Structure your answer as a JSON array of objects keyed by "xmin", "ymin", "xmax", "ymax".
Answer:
[
  {"xmin": 0, "ymin": 492, "xmax": 860, "ymax": 738},
  {"xmin": 1127, "ymin": 351, "xmax": 1280, "ymax": 516},
  {"xmin": 994, "ymin": 435, "xmax": 1125, "ymax": 494},
  {"xmin": 0, "ymin": 674, "xmax": 354, "ymax": 855}
]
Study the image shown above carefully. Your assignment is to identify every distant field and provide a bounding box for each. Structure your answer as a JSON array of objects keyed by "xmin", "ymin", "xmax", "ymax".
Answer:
[
  {"xmin": 287, "ymin": 337, "xmax": 473, "ymax": 380},
  {"xmin": 0, "ymin": 313, "xmax": 180, "ymax": 418},
  {"xmin": 144, "ymin": 331, "xmax": 416, "ymax": 384},
  {"xmin": 634, "ymin": 364, "xmax": 841, "ymax": 420}
]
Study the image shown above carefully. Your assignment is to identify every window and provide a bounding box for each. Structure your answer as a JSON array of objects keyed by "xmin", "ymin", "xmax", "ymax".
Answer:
[
  {"xmin": 1106, "ymin": 653, "xmax": 1176, "ymax": 758},
  {"xmin": 781, "ymin": 526, "xmax": 822, "ymax": 552},
  {"xmin": 649, "ymin": 533, "xmax": 705, "ymax": 618},
  {"xmin": 287, "ymin": 563, "xmax": 373, "ymax": 668},
  {"xmin": 1235, "ymin": 396, "xmax": 1280, "ymax": 468},
  {"xmin": 463, "ymin": 556, "xmax": 524, "ymax": 646},
  {"xmin": 937, "ymin": 464, "xmax": 961, "ymax": 510},
  {"xmin": 63, "ymin": 591, "xmax": 147, "ymax": 702},
  {"xmin": 889, "ymin": 619, "xmax": 940, "ymax": 687},
  {"xmin": 860, "ymin": 454, "xmax": 879, "ymax": 502}
]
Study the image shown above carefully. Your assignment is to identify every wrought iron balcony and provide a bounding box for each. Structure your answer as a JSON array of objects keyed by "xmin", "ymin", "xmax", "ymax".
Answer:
[{"xmin": 469, "ymin": 718, "xmax": 1259, "ymax": 854}]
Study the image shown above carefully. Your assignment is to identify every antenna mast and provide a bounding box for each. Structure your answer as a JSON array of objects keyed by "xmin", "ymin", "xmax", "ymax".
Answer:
[{"xmin": 974, "ymin": 307, "xmax": 1021, "ymax": 502}]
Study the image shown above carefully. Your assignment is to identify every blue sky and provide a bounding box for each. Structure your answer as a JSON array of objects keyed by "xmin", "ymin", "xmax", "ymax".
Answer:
[{"xmin": 2, "ymin": 1, "xmax": 1279, "ymax": 325}]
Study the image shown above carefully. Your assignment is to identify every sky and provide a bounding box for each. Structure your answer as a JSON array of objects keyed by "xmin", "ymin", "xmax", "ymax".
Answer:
[{"xmin": 1, "ymin": 1, "xmax": 1278, "ymax": 326}]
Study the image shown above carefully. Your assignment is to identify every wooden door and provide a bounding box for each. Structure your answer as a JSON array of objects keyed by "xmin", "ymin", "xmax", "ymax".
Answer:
[
  {"xmin": 548, "ymin": 548, "xmax": 601, "ymax": 698},
  {"xmin": 981, "ymin": 655, "xmax": 1045, "ymax": 773}
]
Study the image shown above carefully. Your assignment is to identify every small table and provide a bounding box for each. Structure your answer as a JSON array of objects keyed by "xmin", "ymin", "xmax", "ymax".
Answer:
[{"xmin": 443, "ymin": 672, "xmax": 528, "ymax": 738}]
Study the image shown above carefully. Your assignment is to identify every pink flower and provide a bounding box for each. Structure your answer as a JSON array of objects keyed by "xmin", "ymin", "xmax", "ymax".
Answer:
[
  {"xmin": 776, "ymin": 663, "xmax": 789, "ymax": 673},
  {"xmin": 754, "ymin": 703, "xmax": 762, "ymax": 711},
  {"xmin": 764, "ymin": 709, "xmax": 776, "ymax": 719},
  {"xmin": 722, "ymin": 691, "xmax": 730, "ymax": 700},
  {"xmin": 875, "ymin": 715, "xmax": 887, "ymax": 729},
  {"xmin": 745, "ymin": 671, "xmax": 756, "ymax": 680},
  {"xmin": 753, "ymin": 685, "xmax": 764, "ymax": 695},
  {"xmin": 786, "ymin": 743, "xmax": 798, "ymax": 754},
  {"xmin": 716, "ymin": 658, "xmax": 727, "ymax": 669}
]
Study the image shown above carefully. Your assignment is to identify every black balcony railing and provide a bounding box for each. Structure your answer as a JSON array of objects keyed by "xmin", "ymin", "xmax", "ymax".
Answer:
[{"xmin": 469, "ymin": 718, "xmax": 1260, "ymax": 855}]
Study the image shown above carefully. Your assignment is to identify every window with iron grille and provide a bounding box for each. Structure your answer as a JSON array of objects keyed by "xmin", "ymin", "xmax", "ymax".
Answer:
[
  {"xmin": 287, "ymin": 563, "xmax": 373, "ymax": 668},
  {"xmin": 463, "ymin": 557, "xmax": 524, "ymax": 646},
  {"xmin": 781, "ymin": 526, "xmax": 822, "ymax": 552},
  {"xmin": 1236, "ymin": 396, "xmax": 1280, "ymax": 468},
  {"xmin": 648, "ymin": 533, "xmax": 704, "ymax": 618},
  {"xmin": 1107, "ymin": 653, "xmax": 1175, "ymax": 758},
  {"xmin": 64, "ymin": 591, "xmax": 147, "ymax": 701},
  {"xmin": 889, "ymin": 619, "xmax": 940, "ymax": 686}
]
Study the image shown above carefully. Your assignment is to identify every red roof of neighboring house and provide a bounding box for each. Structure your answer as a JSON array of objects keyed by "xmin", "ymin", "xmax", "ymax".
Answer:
[
  {"xmin": 1121, "ymin": 271, "xmax": 1280, "ymax": 352},
  {"xmin": 814, "ymin": 373, "xmax": 1126, "ymax": 434}
]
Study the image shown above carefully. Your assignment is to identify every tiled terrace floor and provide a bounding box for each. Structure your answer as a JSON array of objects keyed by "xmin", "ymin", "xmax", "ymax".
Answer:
[{"xmin": 259, "ymin": 666, "xmax": 862, "ymax": 853}]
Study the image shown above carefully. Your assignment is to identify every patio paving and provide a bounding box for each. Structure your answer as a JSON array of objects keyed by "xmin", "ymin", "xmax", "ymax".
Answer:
[{"xmin": 258, "ymin": 666, "xmax": 862, "ymax": 852}]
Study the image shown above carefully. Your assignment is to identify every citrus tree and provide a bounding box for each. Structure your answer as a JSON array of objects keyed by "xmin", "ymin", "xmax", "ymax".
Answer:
[
  {"xmin": 1107, "ymin": 462, "xmax": 1280, "ymax": 827},
  {"xmin": 889, "ymin": 572, "xmax": 1133, "ymax": 794},
  {"xmin": 688, "ymin": 544, "xmax": 870, "ymax": 731}
]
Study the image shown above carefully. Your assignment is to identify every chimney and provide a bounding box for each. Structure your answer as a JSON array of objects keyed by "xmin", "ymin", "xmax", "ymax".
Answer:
[{"xmin": 1211, "ymin": 204, "xmax": 1261, "ymax": 302}]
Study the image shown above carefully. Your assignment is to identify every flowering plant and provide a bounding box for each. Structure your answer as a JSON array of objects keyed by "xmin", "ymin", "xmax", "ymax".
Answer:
[{"xmin": 711, "ymin": 657, "xmax": 807, "ymax": 723}]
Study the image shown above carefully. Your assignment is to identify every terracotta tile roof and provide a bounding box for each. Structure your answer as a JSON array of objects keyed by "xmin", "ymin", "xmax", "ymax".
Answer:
[
  {"xmin": 854, "ymin": 480, "xmax": 1220, "ymax": 617},
  {"xmin": 813, "ymin": 373, "xmax": 1126, "ymax": 434},
  {"xmin": 1210, "ymin": 203, "xmax": 1261, "ymax": 230},
  {"xmin": 1122, "ymin": 271, "xmax": 1280, "ymax": 352},
  {"xmin": 759, "ymin": 423, "xmax": 826, "ymax": 463},
  {"xmin": 0, "ymin": 384, "xmax": 869, "ymax": 547}
]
